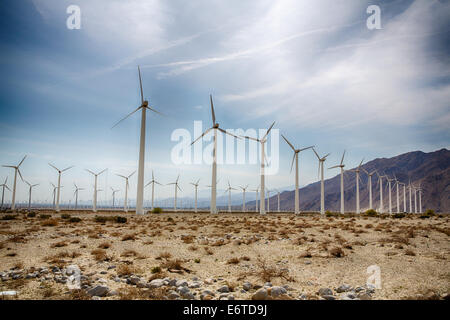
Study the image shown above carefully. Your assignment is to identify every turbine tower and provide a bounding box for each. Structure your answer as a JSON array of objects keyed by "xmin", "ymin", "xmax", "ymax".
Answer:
[
  {"xmin": 408, "ymin": 180, "xmax": 412, "ymax": 213},
  {"xmin": 386, "ymin": 175, "xmax": 394, "ymax": 214},
  {"xmin": 112, "ymin": 66, "xmax": 162, "ymax": 215},
  {"xmin": 239, "ymin": 185, "xmax": 249, "ymax": 212},
  {"xmin": 417, "ymin": 183, "xmax": 422, "ymax": 213},
  {"xmin": 117, "ymin": 171, "xmax": 135, "ymax": 213},
  {"xmin": 145, "ymin": 170, "xmax": 161, "ymax": 211},
  {"xmin": 376, "ymin": 172, "xmax": 386, "ymax": 213},
  {"xmin": 281, "ymin": 134, "xmax": 313, "ymax": 214},
  {"xmin": 111, "ymin": 187, "xmax": 119, "ymax": 209},
  {"xmin": 2, "ymin": 155, "xmax": 26, "ymax": 210},
  {"xmin": 87, "ymin": 169, "xmax": 107, "ymax": 212},
  {"xmin": 51, "ymin": 183, "xmax": 63, "ymax": 210},
  {"xmin": 312, "ymin": 148, "xmax": 330, "ymax": 215},
  {"xmin": 400, "ymin": 182, "xmax": 407, "ymax": 213},
  {"xmin": 168, "ymin": 175, "xmax": 181, "ymax": 212},
  {"xmin": 73, "ymin": 183, "xmax": 84, "ymax": 210},
  {"xmin": 413, "ymin": 184, "xmax": 417, "ymax": 213},
  {"xmin": 49, "ymin": 163, "xmax": 74, "ymax": 212},
  {"xmin": 394, "ymin": 175, "xmax": 400, "ymax": 213},
  {"xmin": 242, "ymin": 122, "xmax": 275, "ymax": 215},
  {"xmin": 275, "ymin": 189, "xmax": 281, "ymax": 212},
  {"xmin": 190, "ymin": 179, "xmax": 200, "ymax": 213},
  {"xmin": 0, "ymin": 177, "xmax": 11, "ymax": 209},
  {"xmin": 25, "ymin": 181, "xmax": 39, "ymax": 212},
  {"xmin": 191, "ymin": 95, "xmax": 239, "ymax": 214},
  {"xmin": 329, "ymin": 151, "xmax": 346, "ymax": 214},
  {"xmin": 225, "ymin": 181, "xmax": 237, "ymax": 213},
  {"xmin": 362, "ymin": 168, "xmax": 377, "ymax": 210},
  {"xmin": 266, "ymin": 189, "xmax": 271, "ymax": 212},
  {"xmin": 251, "ymin": 186, "xmax": 259, "ymax": 212},
  {"xmin": 350, "ymin": 159, "xmax": 364, "ymax": 214}
]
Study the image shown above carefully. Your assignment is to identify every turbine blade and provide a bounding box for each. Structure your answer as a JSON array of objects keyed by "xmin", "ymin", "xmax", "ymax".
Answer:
[
  {"xmin": 17, "ymin": 169, "xmax": 24, "ymax": 181},
  {"xmin": 218, "ymin": 127, "xmax": 240, "ymax": 139},
  {"xmin": 312, "ymin": 148, "xmax": 320, "ymax": 160},
  {"xmin": 210, "ymin": 94, "xmax": 216, "ymax": 126},
  {"xmin": 323, "ymin": 153, "xmax": 331, "ymax": 159},
  {"xmin": 329, "ymin": 165, "xmax": 340, "ymax": 169},
  {"xmin": 116, "ymin": 174, "xmax": 127, "ymax": 179},
  {"xmin": 242, "ymin": 135, "xmax": 259, "ymax": 142},
  {"xmin": 98, "ymin": 169, "xmax": 108, "ymax": 176},
  {"xmin": 111, "ymin": 106, "xmax": 141, "ymax": 129},
  {"xmin": 138, "ymin": 66, "xmax": 144, "ymax": 104},
  {"xmin": 299, "ymin": 145, "xmax": 314, "ymax": 152},
  {"xmin": 128, "ymin": 171, "xmax": 136, "ymax": 178},
  {"xmin": 290, "ymin": 153, "xmax": 295, "ymax": 173},
  {"xmin": 62, "ymin": 166, "xmax": 74, "ymax": 172},
  {"xmin": 49, "ymin": 163, "xmax": 59, "ymax": 171},
  {"xmin": 340, "ymin": 150, "xmax": 346, "ymax": 165},
  {"xmin": 2, "ymin": 165, "xmax": 15, "ymax": 168},
  {"xmin": 191, "ymin": 128, "xmax": 212, "ymax": 145},
  {"xmin": 281, "ymin": 134, "xmax": 296, "ymax": 151},
  {"xmin": 18, "ymin": 155, "xmax": 27, "ymax": 167},
  {"xmin": 359, "ymin": 158, "xmax": 364, "ymax": 168},
  {"xmin": 147, "ymin": 106, "xmax": 164, "ymax": 116},
  {"xmin": 5, "ymin": 185, "xmax": 11, "ymax": 191},
  {"xmin": 263, "ymin": 121, "xmax": 275, "ymax": 140},
  {"xmin": 86, "ymin": 169, "xmax": 96, "ymax": 175}
]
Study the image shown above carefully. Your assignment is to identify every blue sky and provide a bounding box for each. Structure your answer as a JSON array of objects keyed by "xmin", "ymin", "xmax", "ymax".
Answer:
[{"xmin": 0, "ymin": 0, "xmax": 449, "ymax": 205}]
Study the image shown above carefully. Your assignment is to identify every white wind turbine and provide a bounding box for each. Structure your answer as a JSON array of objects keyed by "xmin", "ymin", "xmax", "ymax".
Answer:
[
  {"xmin": 275, "ymin": 189, "xmax": 281, "ymax": 212},
  {"xmin": 2, "ymin": 155, "xmax": 26, "ymax": 210},
  {"xmin": 393, "ymin": 175, "xmax": 400, "ymax": 213},
  {"xmin": 281, "ymin": 134, "xmax": 314, "ymax": 214},
  {"xmin": 329, "ymin": 151, "xmax": 346, "ymax": 214},
  {"xmin": 49, "ymin": 163, "xmax": 74, "ymax": 212},
  {"xmin": 350, "ymin": 159, "xmax": 364, "ymax": 214},
  {"xmin": 25, "ymin": 181, "xmax": 39, "ymax": 211},
  {"xmin": 145, "ymin": 170, "xmax": 162, "ymax": 211},
  {"xmin": 400, "ymin": 182, "xmax": 407, "ymax": 213},
  {"xmin": 0, "ymin": 177, "xmax": 11, "ymax": 209},
  {"xmin": 111, "ymin": 187, "xmax": 119, "ymax": 209},
  {"xmin": 251, "ymin": 186, "xmax": 259, "ymax": 213},
  {"xmin": 225, "ymin": 181, "xmax": 237, "ymax": 213},
  {"xmin": 116, "ymin": 171, "xmax": 135, "ymax": 213},
  {"xmin": 112, "ymin": 66, "xmax": 162, "ymax": 215},
  {"xmin": 385, "ymin": 175, "xmax": 394, "ymax": 214},
  {"xmin": 190, "ymin": 179, "xmax": 200, "ymax": 213},
  {"xmin": 417, "ymin": 183, "xmax": 422, "ymax": 213},
  {"xmin": 86, "ymin": 169, "xmax": 107, "ymax": 212},
  {"xmin": 168, "ymin": 175, "xmax": 181, "ymax": 212},
  {"xmin": 408, "ymin": 179, "xmax": 413, "ymax": 213},
  {"xmin": 73, "ymin": 183, "xmax": 84, "ymax": 210},
  {"xmin": 242, "ymin": 122, "xmax": 275, "ymax": 215},
  {"xmin": 50, "ymin": 183, "xmax": 63, "ymax": 210},
  {"xmin": 376, "ymin": 172, "xmax": 386, "ymax": 213},
  {"xmin": 312, "ymin": 149, "xmax": 330, "ymax": 215},
  {"xmin": 361, "ymin": 168, "xmax": 377, "ymax": 210},
  {"xmin": 239, "ymin": 185, "xmax": 249, "ymax": 212},
  {"xmin": 413, "ymin": 184, "xmax": 418, "ymax": 213},
  {"xmin": 191, "ymin": 95, "xmax": 239, "ymax": 214}
]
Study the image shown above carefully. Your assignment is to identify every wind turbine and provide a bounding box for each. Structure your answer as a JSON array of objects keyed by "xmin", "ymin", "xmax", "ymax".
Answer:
[
  {"xmin": 275, "ymin": 189, "xmax": 281, "ymax": 212},
  {"xmin": 225, "ymin": 181, "xmax": 237, "ymax": 213},
  {"xmin": 112, "ymin": 66, "xmax": 162, "ymax": 215},
  {"xmin": 49, "ymin": 163, "xmax": 74, "ymax": 212},
  {"xmin": 116, "ymin": 171, "xmax": 135, "ymax": 213},
  {"xmin": 73, "ymin": 183, "xmax": 84, "ymax": 210},
  {"xmin": 376, "ymin": 172, "xmax": 386, "ymax": 213},
  {"xmin": 239, "ymin": 185, "xmax": 249, "ymax": 212},
  {"xmin": 408, "ymin": 179, "xmax": 413, "ymax": 213},
  {"xmin": 145, "ymin": 170, "xmax": 162, "ymax": 211},
  {"xmin": 362, "ymin": 168, "xmax": 377, "ymax": 210},
  {"xmin": 393, "ymin": 175, "xmax": 400, "ymax": 213},
  {"xmin": 312, "ymin": 148, "xmax": 330, "ymax": 215},
  {"xmin": 111, "ymin": 187, "xmax": 119, "ymax": 209},
  {"xmin": 24, "ymin": 181, "xmax": 39, "ymax": 211},
  {"xmin": 168, "ymin": 175, "xmax": 181, "ymax": 212},
  {"xmin": 251, "ymin": 186, "xmax": 259, "ymax": 212},
  {"xmin": 417, "ymin": 183, "xmax": 422, "ymax": 213},
  {"xmin": 281, "ymin": 135, "xmax": 313, "ymax": 214},
  {"xmin": 50, "ymin": 183, "xmax": 63, "ymax": 210},
  {"xmin": 86, "ymin": 169, "xmax": 107, "ymax": 212},
  {"xmin": 190, "ymin": 179, "xmax": 200, "ymax": 213},
  {"xmin": 385, "ymin": 175, "xmax": 394, "ymax": 214},
  {"xmin": 191, "ymin": 95, "xmax": 239, "ymax": 214},
  {"xmin": 2, "ymin": 155, "xmax": 26, "ymax": 210},
  {"xmin": 242, "ymin": 122, "xmax": 275, "ymax": 215},
  {"xmin": 413, "ymin": 184, "xmax": 418, "ymax": 213},
  {"xmin": 266, "ymin": 189, "xmax": 271, "ymax": 213},
  {"xmin": 329, "ymin": 151, "xmax": 346, "ymax": 214},
  {"xmin": 0, "ymin": 177, "xmax": 11, "ymax": 209},
  {"xmin": 399, "ymin": 182, "xmax": 407, "ymax": 213},
  {"xmin": 350, "ymin": 159, "xmax": 364, "ymax": 214}
]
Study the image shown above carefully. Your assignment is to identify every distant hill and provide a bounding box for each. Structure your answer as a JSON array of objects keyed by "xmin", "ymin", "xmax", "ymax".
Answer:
[{"xmin": 246, "ymin": 148, "xmax": 450, "ymax": 213}]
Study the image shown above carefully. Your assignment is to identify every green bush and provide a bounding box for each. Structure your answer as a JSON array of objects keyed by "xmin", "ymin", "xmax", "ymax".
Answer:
[
  {"xmin": 39, "ymin": 214, "xmax": 51, "ymax": 219},
  {"xmin": 364, "ymin": 209, "xmax": 378, "ymax": 217},
  {"xmin": 69, "ymin": 217, "xmax": 82, "ymax": 223},
  {"xmin": 115, "ymin": 216, "xmax": 127, "ymax": 223},
  {"xmin": 325, "ymin": 211, "xmax": 338, "ymax": 217},
  {"xmin": 151, "ymin": 266, "xmax": 161, "ymax": 274},
  {"xmin": 61, "ymin": 213, "xmax": 71, "ymax": 219},
  {"xmin": 419, "ymin": 214, "xmax": 431, "ymax": 219},
  {"xmin": 1, "ymin": 214, "xmax": 17, "ymax": 220},
  {"xmin": 194, "ymin": 258, "xmax": 201, "ymax": 263},
  {"xmin": 152, "ymin": 207, "xmax": 163, "ymax": 214},
  {"xmin": 425, "ymin": 209, "xmax": 435, "ymax": 216}
]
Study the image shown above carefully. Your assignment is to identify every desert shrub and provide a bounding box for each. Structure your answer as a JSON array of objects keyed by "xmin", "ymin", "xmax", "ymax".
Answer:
[
  {"xmin": 61, "ymin": 214, "xmax": 71, "ymax": 219},
  {"xmin": 325, "ymin": 211, "xmax": 338, "ymax": 217},
  {"xmin": 98, "ymin": 241, "xmax": 111, "ymax": 249},
  {"xmin": 405, "ymin": 249, "xmax": 416, "ymax": 256},
  {"xmin": 121, "ymin": 233, "xmax": 137, "ymax": 241},
  {"xmin": 227, "ymin": 257, "xmax": 240, "ymax": 265},
  {"xmin": 254, "ymin": 257, "xmax": 294, "ymax": 282},
  {"xmin": 41, "ymin": 219, "xmax": 58, "ymax": 227},
  {"xmin": 1, "ymin": 214, "xmax": 17, "ymax": 220},
  {"xmin": 115, "ymin": 216, "xmax": 127, "ymax": 223},
  {"xmin": 94, "ymin": 216, "xmax": 108, "ymax": 223},
  {"xmin": 419, "ymin": 214, "xmax": 431, "ymax": 219},
  {"xmin": 425, "ymin": 209, "xmax": 435, "ymax": 216},
  {"xmin": 69, "ymin": 217, "xmax": 81, "ymax": 223},
  {"xmin": 152, "ymin": 207, "xmax": 163, "ymax": 214},
  {"xmin": 329, "ymin": 247, "xmax": 345, "ymax": 258},
  {"xmin": 151, "ymin": 266, "xmax": 161, "ymax": 274},
  {"xmin": 364, "ymin": 209, "xmax": 378, "ymax": 217},
  {"xmin": 39, "ymin": 214, "xmax": 51, "ymax": 219},
  {"xmin": 393, "ymin": 213, "xmax": 405, "ymax": 219},
  {"xmin": 194, "ymin": 258, "xmax": 201, "ymax": 263},
  {"xmin": 91, "ymin": 249, "xmax": 109, "ymax": 261},
  {"xmin": 27, "ymin": 212, "xmax": 36, "ymax": 218}
]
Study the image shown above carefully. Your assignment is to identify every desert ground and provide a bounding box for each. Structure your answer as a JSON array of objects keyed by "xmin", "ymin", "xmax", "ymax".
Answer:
[{"xmin": 0, "ymin": 210, "xmax": 449, "ymax": 300}]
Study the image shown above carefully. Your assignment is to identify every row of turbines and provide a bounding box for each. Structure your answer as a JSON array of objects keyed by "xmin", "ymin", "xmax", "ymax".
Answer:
[{"xmin": 1, "ymin": 67, "xmax": 425, "ymax": 215}]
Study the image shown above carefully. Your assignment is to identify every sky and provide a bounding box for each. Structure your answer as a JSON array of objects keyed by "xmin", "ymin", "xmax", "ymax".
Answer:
[{"xmin": 0, "ymin": 0, "xmax": 449, "ymax": 206}]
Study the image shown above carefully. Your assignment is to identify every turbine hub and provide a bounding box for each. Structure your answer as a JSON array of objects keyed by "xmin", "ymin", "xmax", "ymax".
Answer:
[
  {"xmin": 214, "ymin": 123, "xmax": 219, "ymax": 128},
  {"xmin": 143, "ymin": 100, "xmax": 149, "ymax": 106}
]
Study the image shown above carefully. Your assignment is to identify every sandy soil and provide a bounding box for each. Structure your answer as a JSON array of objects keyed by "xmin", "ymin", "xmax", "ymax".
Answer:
[{"xmin": 0, "ymin": 210, "xmax": 449, "ymax": 300}]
